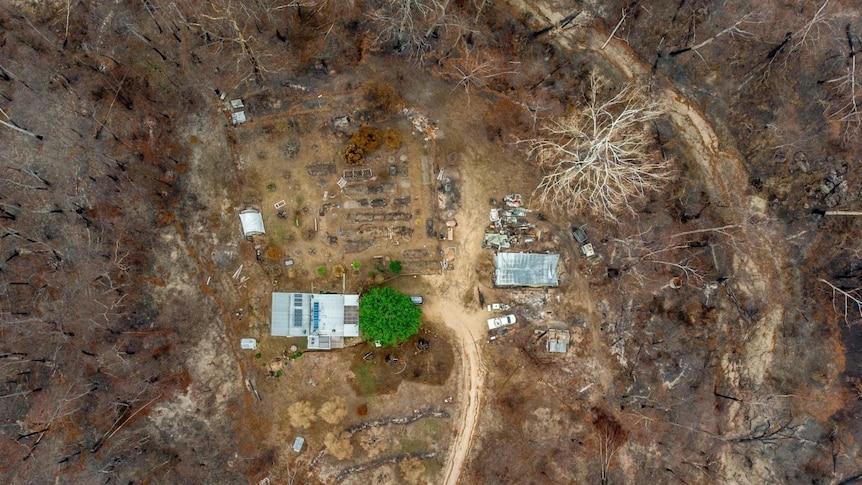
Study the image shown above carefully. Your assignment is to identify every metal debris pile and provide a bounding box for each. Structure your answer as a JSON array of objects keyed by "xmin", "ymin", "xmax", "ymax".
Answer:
[{"xmin": 482, "ymin": 194, "xmax": 540, "ymax": 249}]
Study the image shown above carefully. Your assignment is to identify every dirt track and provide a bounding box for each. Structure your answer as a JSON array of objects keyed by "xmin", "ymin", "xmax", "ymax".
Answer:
[{"xmin": 421, "ymin": 163, "xmax": 489, "ymax": 485}]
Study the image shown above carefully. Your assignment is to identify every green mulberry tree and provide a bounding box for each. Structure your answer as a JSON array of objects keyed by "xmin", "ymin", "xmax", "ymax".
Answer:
[{"xmin": 359, "ymin": 287, "xmax": 421, "ymax": 347}]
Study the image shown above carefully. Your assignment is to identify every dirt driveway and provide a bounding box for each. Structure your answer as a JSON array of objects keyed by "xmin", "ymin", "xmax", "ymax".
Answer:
[{"xmin": 420, "ymin": 173, "xmax": 488, "ymax": 485}]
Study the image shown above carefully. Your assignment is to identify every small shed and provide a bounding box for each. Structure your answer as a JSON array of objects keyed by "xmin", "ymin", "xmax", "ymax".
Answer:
[
  {"xmin": 494, "ymin": 252, "xmax": 559, "ymax": 287},
  {"xmin": 239, "ymin": 209, "xmax": 265, "ymax": 236},
  {"xmin": 293, "ymin": 436, "xmax": 304, "ymax": 452},
  {"xmin": 230, "ymin": 99, "xmax": 247, "ymax": 125},
  {"xmin": 240, "ymin": 338, "xmax": 257, "ymax": 350},
  {"xmin": 231, "ymin": 111, "xmax": 247, "ymax": 125},
  {"xmin": 546, "ymin": 329, "xmax": 570, "ymax": 353}
]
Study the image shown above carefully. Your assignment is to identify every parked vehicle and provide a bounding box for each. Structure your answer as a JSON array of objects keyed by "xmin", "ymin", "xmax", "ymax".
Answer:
[
  {"xmin": 410, "ymin": 295, "xmax": 424, "ymax": 305},
  {"xmin": 486, "ymin": 303, "xmax": 511, "ymax": 312},
  {"xmin": 487, "ymin": 314, "xmax": 517, "ymax": 330},
  {"xmin": 571, "ymin": 225, "xmax": 588, "ymax": 243}
]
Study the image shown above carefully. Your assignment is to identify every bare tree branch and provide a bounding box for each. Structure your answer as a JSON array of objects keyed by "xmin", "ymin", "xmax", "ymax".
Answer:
[
  {"xmin": 819, "ymin": 278, "xmax": 862, "ymax": 326},
  {"xmin": 522, "ymin": 73, "xmax": 671, "ymax": 221}
]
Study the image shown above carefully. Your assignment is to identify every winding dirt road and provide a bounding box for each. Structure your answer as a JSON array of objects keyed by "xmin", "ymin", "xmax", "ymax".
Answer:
[{"xmin": 427, "ymin": 3, "xmax": 793, "ymax": 482}]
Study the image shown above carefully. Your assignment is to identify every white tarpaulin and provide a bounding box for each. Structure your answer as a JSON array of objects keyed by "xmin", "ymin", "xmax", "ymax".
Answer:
[{"xmin": 239, "ymin": 209, "xmax": 265, "ymax": 236}]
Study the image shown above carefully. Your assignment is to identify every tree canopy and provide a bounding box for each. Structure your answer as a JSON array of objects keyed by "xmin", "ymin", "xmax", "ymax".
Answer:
[{"xmin": 359, "ymin": 287, "xmax": 422, "ymax": 347}]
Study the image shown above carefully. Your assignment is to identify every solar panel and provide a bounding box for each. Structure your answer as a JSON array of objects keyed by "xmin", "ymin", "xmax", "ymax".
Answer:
[
  {"xmin": 293, "ymin": 294, "xmax": 303, "ymax": 327},
  {"xmin": 312, "ymin": 301, "xmax": 320, "ymax": 332}
]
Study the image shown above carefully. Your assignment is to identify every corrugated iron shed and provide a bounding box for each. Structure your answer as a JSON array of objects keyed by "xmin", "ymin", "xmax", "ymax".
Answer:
[{"xmin": 494, "ymin": 252, "xmax": 559, "ymax": 287}]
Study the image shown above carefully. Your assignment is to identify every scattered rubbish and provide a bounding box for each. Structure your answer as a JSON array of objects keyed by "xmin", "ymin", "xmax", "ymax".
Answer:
[
  {"xmin": 274, "ymin": 199, "xmax": 286, "ymax": 210},
  {"xmin": 232, "ymin": 265, "xmax": 244, "ymax": 280},
  {"xmin": 504, "ymin": 194, "xmax": 523, "ymax": 207},
  {"xmin": 580, "ymin": 243, "xmax": 596, "ymax": 259},
  {"xmin": 486, "ymin": 303, "xmax": 511, "ymax": 312},
  {"xmin": 403, "ymin": 108, "xmax": 438, "ymax": 140},
  {"xmin": 483, "ymin": 196, "xmax": 538, "ymax": 249}
]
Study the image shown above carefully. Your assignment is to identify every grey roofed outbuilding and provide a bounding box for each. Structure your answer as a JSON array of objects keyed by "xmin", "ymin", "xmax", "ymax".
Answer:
[
  {"xmin": 494, "ymin": 252, "xmax": 560, "ymax": 287},
  {"xmin": 239, "ymin": 209, "xmax": 265, "ymax": 236}
]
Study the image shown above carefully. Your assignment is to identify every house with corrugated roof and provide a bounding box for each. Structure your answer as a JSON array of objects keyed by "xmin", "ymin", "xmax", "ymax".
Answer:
[{"xmin": 271, "ymin": 293, "xmax": 360, "ymax": 350}]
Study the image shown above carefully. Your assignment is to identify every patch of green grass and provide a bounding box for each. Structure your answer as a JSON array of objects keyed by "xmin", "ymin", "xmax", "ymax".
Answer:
[
  {"xmin": 399, "ymin": 436, "xmax": 424, "ymax": 453},
  {"xmin": 354, "ymin": 364, "xmax": 377, "ymax": 396},
  {"xmin": 422, "ymin": 418, "xmax": 441, "ymax": 434}
]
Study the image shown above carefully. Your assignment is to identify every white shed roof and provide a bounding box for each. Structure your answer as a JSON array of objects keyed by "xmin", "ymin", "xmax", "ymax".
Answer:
[
  {"xmin": 239, "ymin": 209, "xmax": 265, "ymax": 236},
  {"xmin": 231, "ymin": 110, "xmax": 247, "ymax": 125},
  {"xmin": 494, "ymin": 252, "xmax": 559, "ymax": 287}
]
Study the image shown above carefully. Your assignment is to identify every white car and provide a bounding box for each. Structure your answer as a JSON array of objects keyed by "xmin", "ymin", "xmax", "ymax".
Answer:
[
  {"xmin": 487, "ymin": 314, "xmax": 517, "ymax": 330},
  {"xmin": 486, "ymin": 303, "xmax": 510, "ymax": 312}
]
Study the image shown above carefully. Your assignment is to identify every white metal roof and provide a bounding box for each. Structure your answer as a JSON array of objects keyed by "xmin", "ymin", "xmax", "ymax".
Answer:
[
  {"xmin": 239, "ymin": 209, "xmax": 265, "ymax": 236},
  {"xmin": 271, "ymin": 293, "xmax": 361, "ymax": 348},
  {"xmin": 494, "ymin": 252, "xmax": 559, "ymax": 287}
]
